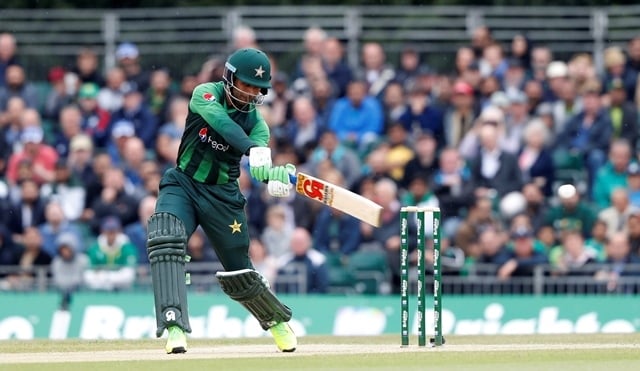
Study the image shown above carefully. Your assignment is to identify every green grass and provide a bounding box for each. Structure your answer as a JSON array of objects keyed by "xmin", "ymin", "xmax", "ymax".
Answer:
[{"xmin": 2, "ymin": 334, "xmax": 640, "ymax": 371}]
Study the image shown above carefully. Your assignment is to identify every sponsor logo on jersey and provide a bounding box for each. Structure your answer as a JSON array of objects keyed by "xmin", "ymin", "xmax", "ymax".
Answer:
[
  {"xmin": 198, "ymin": 128, "xmax": 208, "ymax": 142},
  {"xmin": 203, "ymin": 92, "xmax": 216, "ymax": 102},
  {"xmin": 198, "ymin": 127, "xmax": 230, "ymax": 152}
]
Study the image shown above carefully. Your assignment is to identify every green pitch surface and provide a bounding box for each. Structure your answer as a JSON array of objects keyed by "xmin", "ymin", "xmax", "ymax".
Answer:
[{"xmin": 1, "ymin": 334, "xmax": 639, "ymax": 371}]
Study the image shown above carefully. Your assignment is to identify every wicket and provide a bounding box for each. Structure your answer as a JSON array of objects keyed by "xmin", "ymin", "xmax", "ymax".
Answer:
[{"xmin": 400, "ymin": 206, "xmax": 444, "ymax": 347}]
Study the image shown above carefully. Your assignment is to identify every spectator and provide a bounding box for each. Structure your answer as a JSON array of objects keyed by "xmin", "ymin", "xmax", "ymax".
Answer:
[
  {"xmin": 545, "ymin": 60, "xmax": 568, "ymax": 102},
  {"xmin": 108, "ymin": 85, "xmax": 158, "ymax": 149},
  {"xmin": 156, "ymin": 96, "xmax": 188, "ymax": 167},
  {"xmin": 231, "ymin": 25, "xmax": 258, "ymax": 50},
  {"xmin": 401, "ymin": 132, "xmax": 438, "ymax": 189},
  {"xmin": 67, "ymin": 134, "xmax": 94, "ymax": 188},
  {"xmin": 309, "ymin": 77, "xmax": 336, "ymax": 130},
  {"xmin": 77, "ymin": 82, "xmax": 111, "ymax": 148},
  {"xmin": 592, "ymin": 139, "xmax": 632, "ymax": 209},
  {"xmin": 145, "ymin": 68, "xmax": 174, "ymax": 124},
  {"xmin": 382, "ymin": 81, "xmax": 407, "ymax": 130},
  {"xmin": 606, "ymin": 78, "xmax": 639, "ymax": 151},
  {"xmin": 530, "ymin": 46, "xmax": 553, "ymax": 83},
  {"xmin": 0, "ymin": 32, "xmax": 18, "ymax": 87},
  {"xmin": 37, "ymin": 200, "xmax": 84, "ymax": 257},
  {"xmin": 115, "ymin": 42, "xmax": 150, "ymax": 93},
  {"xmin": 260, "ymin": 204, "xmax": 293, "ymax": 260},
  {"xmin": 521, "ymin": 182, "xmax": 548, "ymax": 233},
  {"xmin": 525, "ymin": 79, "xmax": 545, "ymax": 117},
  {"xmin": 498, "ymin": 226, "xmax": 548, "ymax": 281},
  {"xmin": 551, "ymin": 78, "xmax": 582, "ymax": 136},
  {"xmin": 432, "ymin": 147, "xmax": 474, "ymax": 235},
  {"xmin": 249, "ymin": 237, "xmax": 278, "ymax": 287},
  {"xmin": 548, "ymin": 228, "xmax": 597, "ymax": 277},
  {"xmin": 444, "ymin": 80, "xmax": 477, "ymax": 148},
  {"xmin": 502, "ymin": 90, "xmax": 530, "ymax": 154},
  {"xmin": 595, "ymin": 232, "xmax": 640, "ymax": 293},
  {"xmin": 394, "ymin": 45, "xmax": 430, "ymax": 89},
  {"xmin": 6, "ymin": 179, "xmax": 47, "ymax": 241},
  {"xmin": 43, "ymin": 66, "xmax": 76, "ymax": 122},
  {"xmin": 544, "ymin": 184, "xmax": 597, "ymax": 239},
  {"xmin": 601, "ymin": 46, "xmax": 636, "ymax": 103},
  {"xmin": 568, "ymin": 53, "xmax": 597, "ymax": 97},
  {"xmin": 0, "ymin": 225, "xmax": 20, "ymax": 277},
  {"xmin": 6, "ymin": 125, "xmax": 58, "ymax": 187},
  {"xmin": 308, "ymin": 130, "xmax": 362, "ymax": 189},
  {"xmin": 0, "ymin": 64, "xmax": 38, "ymax": 110},
  {"xmin": 186, "ymin": 227, "xmax": 218, "ymax": 264},
  {"xmin": 321, "ymin": 37, "xmax": 352, "ymax": 98},
  {"xmin": 455, "ymin": 196, "xmax": 501, "ymax": 257},
  {"xmin": 124, "ymin": 195, "xmax": 157, "ymax": 265},
  {"xmin": 52, "ymin": 104, "xmax": 84, "ymax": 159},
  {"xmin": 480, "ymin": 42, "xmax": 508, "ymax": 84},
  {"xmin": 454, "ymin": 46, "xmax": 476, "ymax": 77},
  {"xmin": 277, "ymin": 96, "xmax": 321, "ymax": 153},
  {"xmin": 471, "ymin": 25, "xmax": 493, "ymax": 58},
  {"xmin": 84, "ymin": 216, "xmax": 137, "ymax": 291},
  {"xmin": 120, "ymin": 136, "xmax": 148, "ymax": 191},
  {"xmin": 475, "ymin": 226, "xmax": 511, "ymax": 275},
  {"xmin": 106, "ymin": 119, "xmax": 137, "ymax": 166},
  {"xmin": 328, "ymin": 79, "xmax": 383, "ymax": 155},
  {"xmin": 598, "ymin": 188, "xmax": 640, "ymax": 240},
  {"xmin": 585, "ymin": 219, "xmax": 608, "ymax": 261},
  {"xmin": 50, "ymin": 232, "xmax": 89, "ymax": 310},
  {"xmin": 72, "ymin": 47, "xmax": 104, "ymax": 86},
  {"xmin": 97, "ymin": 67, "xmax": 126, "ymax": 113},
  {"xmin": 4, "ymin": 227, "xmax": 51, "ymax": 291},
  {"xmin": 468, "ymin": 120, "xmax": 523, "ymax": 199},
  {"xmin": 510, "ymin": 33, "xmax": 532, "ymax": 72},
  {"xmin": 276, "ymin": 227, "xmax": 329, "ymax": 294},
  {"xmin": 0, "ymin": 96, "xmax": 26, "ymax": 155},
  {"xmin": 87, "ymin": 166, "xmax": 139, "ymax": 234},
  {"xmin": 628, "ymin": 213, "xmax": 640, "ymax": 256},
  {"xmin": 627, "ymin": 163, "xmax": 640, "ymax": 208},
  {"xmin": 627, "ymin": 36, "xmax": 640, "ymax": 77},
  {"xmin": 554, "ymin": 80, "xmax": 612, "ymax": 191},
  {"xmin": 397, "ymin": 79, "xmax": 444, "ymax": 144},
  {"xmin": 293, "ymin": 26, "xmax": 327, "ymax": 80},
  {"xmin": 312, "ymin": 170, "xmax": 362, "ymax": 256},
  {"xmin": 518, "ymin": 118, "xmax": 555, "ymax": 196},
  {"xmin": 357, "ymin": 42, "xmax": 395, "ymax": 100},
  {"xmin": 459, "ymin": 105, "xmax": 505, "ymax": 159},
  {"xmin": 379, "ymin": 123, "xmax": 414, "ymax": 183}
]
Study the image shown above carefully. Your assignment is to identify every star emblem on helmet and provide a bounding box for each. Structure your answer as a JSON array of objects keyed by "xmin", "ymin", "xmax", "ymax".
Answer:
[{"xmin": 254, "ymin": 65, "xmax": 265, "ymax": 78}]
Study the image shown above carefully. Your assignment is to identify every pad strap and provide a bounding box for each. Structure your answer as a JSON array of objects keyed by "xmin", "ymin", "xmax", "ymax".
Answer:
[
  {"xmin": 216, "ymin": 269, "xmax": 292, "ymax": 330},
  {"xmin": 147, "ymin": 212, "xmax": 191, "ymax": 337}
]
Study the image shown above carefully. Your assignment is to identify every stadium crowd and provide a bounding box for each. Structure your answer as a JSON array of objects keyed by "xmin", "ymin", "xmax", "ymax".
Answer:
[{"xmin": 1, "ymin": 24, "xmax": 640, "ymax": 299}]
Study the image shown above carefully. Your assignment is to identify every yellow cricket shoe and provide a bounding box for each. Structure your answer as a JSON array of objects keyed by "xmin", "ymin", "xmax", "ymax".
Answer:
[
  {"xmin": 165, "ymin": 326, "xmax": 187, "ymax": 354},
  {"xmin": 269, "ymin": 322, "xmax": 297, "ymax": 352}
]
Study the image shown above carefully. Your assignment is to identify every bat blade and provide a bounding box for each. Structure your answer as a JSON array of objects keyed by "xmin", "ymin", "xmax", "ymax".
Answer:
[{"xmin": 290, "ymin": 172, "xmax": 383, "ymax": 227}]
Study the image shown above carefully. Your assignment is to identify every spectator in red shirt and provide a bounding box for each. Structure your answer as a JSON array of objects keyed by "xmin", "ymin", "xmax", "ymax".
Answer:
[{"xmin": 6, "ymin": 125, "xmax": 58, "ymax": 186}]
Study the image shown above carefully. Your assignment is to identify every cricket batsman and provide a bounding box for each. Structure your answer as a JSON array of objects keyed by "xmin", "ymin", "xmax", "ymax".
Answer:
[{"xmin": 147, "ymin": 47, "xmax": 297, "ymax": 353}]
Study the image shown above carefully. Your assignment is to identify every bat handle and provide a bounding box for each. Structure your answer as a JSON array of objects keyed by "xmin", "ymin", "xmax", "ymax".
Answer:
[{"xmin": 289, "ymin": 173, "xmax": 297, "ymax": 185}]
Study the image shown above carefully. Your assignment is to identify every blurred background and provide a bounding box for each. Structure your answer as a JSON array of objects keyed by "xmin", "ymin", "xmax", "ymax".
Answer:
[{"xmin": 0, "ymin": 1, "xmax": 639, "ymax": 339}]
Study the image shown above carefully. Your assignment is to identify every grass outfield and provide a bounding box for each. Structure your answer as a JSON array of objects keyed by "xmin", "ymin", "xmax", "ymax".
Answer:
[{"xmin": 1, "ymin": 333, "xmax": 639, "ymax": 370}]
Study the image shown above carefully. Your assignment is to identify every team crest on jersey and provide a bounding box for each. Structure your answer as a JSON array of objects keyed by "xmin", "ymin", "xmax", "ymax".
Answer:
[
  {"xmin": 198, "ymin": 128, "xmax": 208, "ymax": 142},
  {"xmin": 203, "ymin": 92, "xmax": 216, "ymax": 102}
]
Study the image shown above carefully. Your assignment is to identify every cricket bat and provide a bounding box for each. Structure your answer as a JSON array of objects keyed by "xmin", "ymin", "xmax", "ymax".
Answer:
[{"xmin": 289, "ymin": 172, "xmax": 383, "ymax": 227}]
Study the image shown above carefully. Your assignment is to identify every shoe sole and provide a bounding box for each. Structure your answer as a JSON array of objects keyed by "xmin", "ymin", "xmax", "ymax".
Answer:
[
  {"xmin": 167, "ymin": 346, "xmax": 187, "ymax": 354},
  {"xmin": 281, "ymin": 347, "xmax": 296, "ymax": 353}
]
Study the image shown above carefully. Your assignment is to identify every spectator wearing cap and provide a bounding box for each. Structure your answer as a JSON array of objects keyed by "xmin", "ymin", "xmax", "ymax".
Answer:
[
  {"xmin": 72, "ymin": 47, "xmax": 104, "ymax": 87},
  {"xmin": 554, "ymin": 79, "xmax": 612, "ymax": 193},
  {"xmin": 106, "ymin": 119, "xmax": 136, "ymax": 166},
  {"xmin": 518, "ymin": 119, "xmax": 555, "ymax": 196},
  {"xmin": 51, "ymin": 232, "xmax": 89, "ymax": 310},
  {"xmin": 499, "ymin": 226, "xmax": 548, "ymax": 281},
  {"xmin": 592, "ymin": 139, "xmax": 633, "ymax": 209},
  {"xmin": 40, "ymin": 154, "xmax": 86, "ymax": 221},
  {"xmin": 6, "ymin": 125, "xmax": 58, "ymax": 186},
  {"xmin": 544, "ymin": 60, "xmax": 568, "ymax": 102},
  {"xmin": 606, "ymin": 77, "xmax": 639, "ymax": 151},
  {"xmin": 38, "ymin": 200, "xmax": 85, "ymax": 257},
  {"xmin": 67, "ymin": 134, "xmax": 94, "ymax": 187},
  {"xmin": 97, "ymin": 67, "xmax": 126, "ymax": 113},
  {"xmin": 84, "ymin": 216, "xmax": 137, "ymax": 291},
  {"xmin": 108, "ymin": 83, "xmax": 158, "ymax": 149},
  {"xmin": 444, "ymin": 80, "xmax": 477, "ymax": 148},
  {"xmin": 115, "ymin": 42, "xmax": 150, "ymax": 93},
  {"xmin": 0, "ymin": 64, "xmax": 38, "ymax": 112},
  {"xmin": 397, "ymin": 78, "xmax": 444, "ymax": 145},
  {"xmin": 601, "ymin": 46, "xmax": 636, "ymax": 103},
  {"xmin": 503, "ymin": 58, "xmax": 529, "ymax": 94},
  {"xmin": 43, "ymin": 66, "xmax": 76, "ymax": 122},
  {"xmin": 77, "ymin": 82, "xmax": 110, "ymax": 148},
  {"xmin": 544, "ymin": 184, "xmax": 597, "ymax": 239},
  {"xmin": 502, "ymin": 90, "xmax": 530, "ymax": 154},
  {"xmin": 0, "ymin": 32, "xmax": 19, "ymax": 88},
  {"xmin": 598, "ymin": 188, "xmax": 640, "ymax": 240}
]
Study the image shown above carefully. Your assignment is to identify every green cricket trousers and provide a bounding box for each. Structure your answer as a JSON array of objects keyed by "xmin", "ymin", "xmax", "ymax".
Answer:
[{"xmin": 154, "ymin": 167, "xmax": 252, "ymax": 271}]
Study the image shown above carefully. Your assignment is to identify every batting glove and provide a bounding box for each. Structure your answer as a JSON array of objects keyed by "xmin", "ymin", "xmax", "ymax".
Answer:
[
  {"xmin": 248, "ymin": 147, "xmax": 272, "ymax": 182},
  {"xmin": 267, "ymin": 164, "xmax": 296, "ymax": 198}
]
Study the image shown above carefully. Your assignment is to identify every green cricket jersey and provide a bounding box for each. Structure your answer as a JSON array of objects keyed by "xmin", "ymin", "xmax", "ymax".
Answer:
[{"xmin": 177, "ymin": 82, "xmax": 270, "ymax": 184}]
